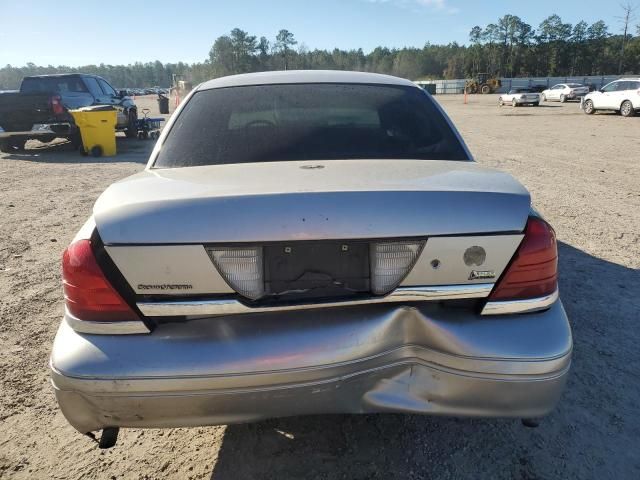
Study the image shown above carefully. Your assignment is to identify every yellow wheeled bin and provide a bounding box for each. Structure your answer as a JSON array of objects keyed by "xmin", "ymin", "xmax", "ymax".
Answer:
[{"xmin": 69, "ymin": 106, "xmax": 117, "ymax": 157}]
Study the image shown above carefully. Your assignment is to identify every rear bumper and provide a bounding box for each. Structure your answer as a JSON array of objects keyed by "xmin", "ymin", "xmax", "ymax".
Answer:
[
  {"xmin": 0, "ymin": 123, "xmax": 77, "ymax": 140},
  {"xmin": 515, "ymin": 97, "xmax": 539, "ymax": 104},
  {"xmin": 50, "ymin": 300, "xmax": 572, "ymax": 433}
]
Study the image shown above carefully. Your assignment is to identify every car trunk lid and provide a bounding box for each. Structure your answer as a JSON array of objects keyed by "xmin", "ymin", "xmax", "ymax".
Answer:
[{"xmin": 94, "ymin": 159, "xmax": 530, "ymax": 245}]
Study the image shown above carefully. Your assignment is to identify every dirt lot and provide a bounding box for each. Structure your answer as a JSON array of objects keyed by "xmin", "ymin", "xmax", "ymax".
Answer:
[{"xmin": 1, "ymin": 94, "xmax": 639, "ymax": 479}]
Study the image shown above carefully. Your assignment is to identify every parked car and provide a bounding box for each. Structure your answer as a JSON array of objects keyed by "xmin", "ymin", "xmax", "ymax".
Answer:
[
  {"xmin": 0, "ymin": 74, "xmax": 137, "ymax": 152},
  {"xmin": 540, "ymin": 83, "xmax": 589, "ymax": 103},
  {"xmin": 529, "ymin": 84, "xmax": 548, "ymax": 93},
  {"xmin": 582, "ymin": 77, "xmax": 640, "ymax": 117},
  {"xmin": 50, "ymin": 71, "xmax": 571, "ymax": 449},
  {"xmin": 498, "ymin": 88, "xmax": 540, "ymax": 107}
]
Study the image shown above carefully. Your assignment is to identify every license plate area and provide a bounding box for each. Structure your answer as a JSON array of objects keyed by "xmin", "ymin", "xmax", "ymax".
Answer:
[{"xmin": 264, "ymin": 241, "xmax": 370, "ymax": 301}]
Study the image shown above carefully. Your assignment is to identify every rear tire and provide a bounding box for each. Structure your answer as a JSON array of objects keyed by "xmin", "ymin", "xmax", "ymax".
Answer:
[
  {"xmin": 560, "ymin": 94, "xmax": 567, "ymax": 103},
  {"xmin": 541, "ymin": 93, "xmax": 546, "ymax": 102},
  {"xmin": 512, "ymin": 99, "xmax": 517, "ymax": 107},
  {"xmin": 583, "ymin": 99, "xmax": 595, "ymax": 115},
  {"xmin": 0, "ymin": 138, "xmax": 26, "ymax": 153},
  {"xmin": 69, "ymin": 133, "xmax": 82, "ymax": 151},
  {"xmin": 125, "ymin": 109, "xmax": 138, "ymax": 139},
  {"xmin": 620, "ymin": 100, "xmax": 635, "ymax": 117},
  {"xmin": 498, "ymin": 97, "xmax": 504, "ymax": 106}
]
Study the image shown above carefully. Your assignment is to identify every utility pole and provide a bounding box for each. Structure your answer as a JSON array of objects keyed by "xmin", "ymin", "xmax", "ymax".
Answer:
[{"xmin": 617, "ymin": 3, "xmax": 636, "ymax": 74}]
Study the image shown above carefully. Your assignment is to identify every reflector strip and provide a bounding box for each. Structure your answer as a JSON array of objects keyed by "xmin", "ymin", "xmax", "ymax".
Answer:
[
  {"xmin": 207, "ymin": 247, "xmax": 265, "ymax": 300},
  {"xmin": 370, "ymin": 241, "xmax": 425, "ymax": 295}
]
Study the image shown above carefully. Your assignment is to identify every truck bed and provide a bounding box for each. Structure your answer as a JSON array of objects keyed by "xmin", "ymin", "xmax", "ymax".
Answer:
[{"xmin": 0, "ymin": 92, "xmax": 57, "ymax": 132}]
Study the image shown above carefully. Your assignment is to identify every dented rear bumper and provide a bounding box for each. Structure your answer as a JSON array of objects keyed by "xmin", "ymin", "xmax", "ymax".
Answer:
[{"xmin": 50, "ymin": 300, "xmax": 572, "ymax": 433}]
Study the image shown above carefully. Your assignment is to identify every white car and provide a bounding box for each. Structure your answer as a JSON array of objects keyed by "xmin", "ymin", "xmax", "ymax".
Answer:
[
  {"xmin": 498, "ymin": 88, "xmax": 540, "ymax": 107},
  {"xmin": 541, "ymin": 83, "xmax": 589, "ymax": 103},
  {"xmin": 582, "ymin": 78, "xmax": 640, "ymax": 117}
]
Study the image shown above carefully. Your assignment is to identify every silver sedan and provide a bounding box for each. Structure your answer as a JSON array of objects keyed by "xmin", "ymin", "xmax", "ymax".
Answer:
[
  {"xmin": 541, "ymin": 83, "xmax": 589, "ymax": 103},
  {"xmin": 499, "ymin": 88, "xmax": 541, "ymax": 106},
  {"xmin": 50, "ymin": 71, "xmax": 572, "ymax": 449}
]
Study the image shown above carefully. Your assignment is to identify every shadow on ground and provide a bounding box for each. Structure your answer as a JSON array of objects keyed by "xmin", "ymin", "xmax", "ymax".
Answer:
[
  {"xmin": 210, "ymin": 242, "xmax": 640, "ymax": 480},
  {"xmin": 1, "ymin": 137, "xmax": 152, "ymax": 164}
]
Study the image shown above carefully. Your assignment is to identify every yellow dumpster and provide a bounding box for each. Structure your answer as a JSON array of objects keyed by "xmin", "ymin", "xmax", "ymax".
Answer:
[{"xmin": 69, "ymin": 106, "xmax": 117, "ymax": 157}]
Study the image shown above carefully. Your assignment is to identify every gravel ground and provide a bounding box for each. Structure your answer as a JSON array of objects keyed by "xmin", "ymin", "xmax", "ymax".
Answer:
[{"xmin": 0, "ymin": 94, "xmax": 638, "ymax": 479}]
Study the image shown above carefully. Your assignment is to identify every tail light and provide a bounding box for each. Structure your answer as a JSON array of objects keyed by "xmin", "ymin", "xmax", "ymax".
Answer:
[
  {"xmin": 488, "ymin": 217, "xmax": 557, "ymax": 301},
  {"xmin": 370, "ymin": 241, "xmax": 424, "ymax": 295},
  {"xmin": 207, "ymin": 247, "xmax": 264, "ymax": 300},
  {"xmin": 50, "ymin": 95, "xmax": 64, "ymax": 115},
  {"xmin": 62, "ymin": 239, "xmax": 139, "ymax": 321}
]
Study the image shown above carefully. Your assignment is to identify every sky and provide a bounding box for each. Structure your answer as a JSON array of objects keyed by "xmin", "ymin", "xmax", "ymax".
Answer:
[{"xmin": 0, "ymin": 0, "xmax": 630, "ymax": 66}]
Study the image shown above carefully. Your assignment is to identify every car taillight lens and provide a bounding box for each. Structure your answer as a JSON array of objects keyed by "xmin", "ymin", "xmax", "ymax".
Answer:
[
  {"xmin": 62, "ymin": 239, "xmax": 139, "ymax": 321},
  {"xmin": 370, "ymin": 241, "xmax": 425, "ymax": 295},
  {"xmin": 489, "ymin": 217, "xmax": 557, "ymax": 301},
  {"xmin": 207, "ymin": 247, "xmax": 265, "ymax": 300},
  {"xmin": 50, "ymin": 95, "xmax": 64, "ymax": 115}
]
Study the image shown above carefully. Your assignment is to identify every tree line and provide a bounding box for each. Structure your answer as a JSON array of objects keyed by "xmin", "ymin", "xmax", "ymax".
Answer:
[{"xmin": 1, "ymin": 14, "xmax": 639, "ymax": 90}]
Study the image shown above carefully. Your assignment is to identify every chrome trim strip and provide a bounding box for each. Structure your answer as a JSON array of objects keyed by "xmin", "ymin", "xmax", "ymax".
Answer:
[
  {"xmin": 137, "ymin": 284, "xmax": 494, "ymax": 317},
  {"xmin": 481, "ymin": 290, "xmax": 559, "ymax": 316},
  {"xmin": 64, "ymin": 311, "xmax": 151, "ymax": 335}
]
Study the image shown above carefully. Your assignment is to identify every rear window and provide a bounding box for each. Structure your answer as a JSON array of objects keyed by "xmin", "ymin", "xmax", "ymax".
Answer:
[
  {"xmin": 154, "ymin": 83, "xmax": 469, "ymax": 168},
  {"xmin": 21, "ymin": 77, "xmax": 88, "ymax": 94}
]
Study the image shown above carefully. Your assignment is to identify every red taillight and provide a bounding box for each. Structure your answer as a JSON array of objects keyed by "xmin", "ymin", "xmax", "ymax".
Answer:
[
  {"xmin": 62, "ymin": 239, "xmax": 139, "ymax": 322},
  {"xmin": 50, "ymin": 95, "xmax": 64, "ymax": 116},
  {"xmin": 489, "ymin": 217, "xmax": 558, "ymax": 301}
]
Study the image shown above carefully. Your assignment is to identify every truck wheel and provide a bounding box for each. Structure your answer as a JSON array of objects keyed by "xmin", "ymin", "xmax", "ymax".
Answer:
[
  {"xmin": 125, "ymin": 110, "xmax": 138, "ymax": 139},
  {"xmin": 583, "ymin": 100, "xmax": 595, "ymax": 115},
  {"xmin": 620, "ymin": 100, "xmax": 635, "ymax": 117},
  {"xmin": 0, "ymin": 139, "xmax": 26, "ymax": 153},
  {"xmin": 69, "ymin": 134, "xmax": 83, "ymax": 151},
  {"xmin": 481, "ymin": 84, "xmax": 491, "ymax": 94}
]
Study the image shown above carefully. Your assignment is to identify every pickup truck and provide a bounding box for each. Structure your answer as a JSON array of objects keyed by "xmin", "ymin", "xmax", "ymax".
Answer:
[{"xmin": 0, "ymin": 74, "xmax": 137, "ymax": 153}]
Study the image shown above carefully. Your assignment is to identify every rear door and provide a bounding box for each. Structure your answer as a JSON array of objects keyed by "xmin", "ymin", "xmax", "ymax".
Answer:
[
  {"xmin": 599, "ymin": 81, "xmax": 624, "ymax": 109},
  {"xmin": 619, "ymin": 80, "xmax": 640, "ymax": 108},
  {"xmin": 97, "ymin": 78, "xmax": 127, "ymax": 126},
  {"xmin": 550, "ymin": 84, "xmax": 564, "ymax": 100},
  {"xmin": 83, "ymin": 77, "xmax": 105, "ymax": 104}
]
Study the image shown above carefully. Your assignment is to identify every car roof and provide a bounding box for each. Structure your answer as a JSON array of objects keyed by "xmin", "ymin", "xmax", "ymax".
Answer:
[
  {"xmin": 23, "ymin": 73, "xmax": 98, "ymax": 79},
  {"xmin": 198, "ymin": 70, "xmax": 417, "ymax": 91},
  {"xmin": 617, "ymin": 77, "xmax": 640, "ymax": 81}
]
